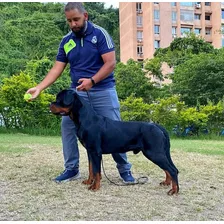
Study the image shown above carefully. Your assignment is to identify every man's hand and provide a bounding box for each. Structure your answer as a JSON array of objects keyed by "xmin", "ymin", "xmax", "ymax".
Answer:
[
  {"xmin": 26, "ymin": 87, "xmax": 41, "ymax": 101},
  {"xmin": 76, "ymin": 78, "xmax": 93, "ymax": 91}
]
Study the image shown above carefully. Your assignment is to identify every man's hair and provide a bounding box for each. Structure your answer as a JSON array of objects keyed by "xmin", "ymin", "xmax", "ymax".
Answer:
[{"xmin": 64, "ymin": 2, "xmax": 86, "ymax": 13}]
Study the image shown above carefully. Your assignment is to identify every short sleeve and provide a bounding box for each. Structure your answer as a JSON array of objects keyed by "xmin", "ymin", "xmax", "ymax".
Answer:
[
  {"xmin": 96, "ymin": 27, "xmax": 115, "ymax": 55},
  {"xmin": 56, "ymin": 39, "xmax": 68, "ymax": 63}
]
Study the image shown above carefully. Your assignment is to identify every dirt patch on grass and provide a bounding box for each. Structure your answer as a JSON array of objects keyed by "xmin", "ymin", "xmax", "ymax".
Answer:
[{"xmin": 0, "ymin": 140, "xmax": 224, "ymax": 221}]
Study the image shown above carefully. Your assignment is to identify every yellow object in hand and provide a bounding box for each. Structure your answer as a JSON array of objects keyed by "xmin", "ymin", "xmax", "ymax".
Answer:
[{"xmin": 24, "ymin": 93, "xmax": 32, "ymax": 101}]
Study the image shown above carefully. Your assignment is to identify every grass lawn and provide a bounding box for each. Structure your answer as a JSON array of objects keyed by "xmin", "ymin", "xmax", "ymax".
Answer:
[{"xmin": 0, "ymin": 133, "xmax": 223, "ymax": 221}]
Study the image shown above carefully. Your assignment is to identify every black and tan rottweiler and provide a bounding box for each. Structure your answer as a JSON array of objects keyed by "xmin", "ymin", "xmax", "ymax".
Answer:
[{"xmin": 50, "ymin": 89, "xmax": 179, "ymax": 195}]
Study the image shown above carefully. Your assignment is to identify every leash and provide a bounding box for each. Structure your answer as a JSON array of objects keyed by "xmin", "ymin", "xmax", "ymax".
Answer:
[
  {"xmin": 86, "ymin": 91, "xmax": 94, "ymax": 109},
  {"xmin": 86, "ymin": 91, "xmax": 149, "ymax": 186},
  {"xmin": 101, "ymin": 157, "xmax": 149, "ymax": 186}
]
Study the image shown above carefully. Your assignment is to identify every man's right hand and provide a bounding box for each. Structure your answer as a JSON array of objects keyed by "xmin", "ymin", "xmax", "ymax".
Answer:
[{"xmin": 26, "ymin": 87, "xmax": 41, "ymax": 101}]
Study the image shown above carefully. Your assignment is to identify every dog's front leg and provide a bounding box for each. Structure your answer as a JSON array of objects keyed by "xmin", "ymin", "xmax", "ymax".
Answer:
[
  {"xmin": 82, "ymin": 161, "xmax": 94, "ymax": 185},
  {"xmin": 88, "ymin": 152, "xmax": 102, "ymax": 191},
  {"xmin": 83, "ymin": 152, "xmax": 94, "ymax": 185}
]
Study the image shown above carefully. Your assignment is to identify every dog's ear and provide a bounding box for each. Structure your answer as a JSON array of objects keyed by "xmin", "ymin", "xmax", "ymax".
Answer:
[{"xmin": 63, "ymin": 90, "xmax": 76, "ymax": 106}]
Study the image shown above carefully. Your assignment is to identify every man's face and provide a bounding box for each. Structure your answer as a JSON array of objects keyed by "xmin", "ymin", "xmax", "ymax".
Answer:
[{"xmin": 65, "ymin": 9, "xmax": 88, "ymax": 33}]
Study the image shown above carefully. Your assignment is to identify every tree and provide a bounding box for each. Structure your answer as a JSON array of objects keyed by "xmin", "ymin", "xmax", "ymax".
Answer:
[
  {"xmin": 154, "ymin": 33, "xmax": 215, "ymax": 67},
  {"xmin": 114, "ymin": 59, "xmax": 155, "ymax": 103},
  {"xmin": 172, "ymin": 50, "xmax": 224, "ymax": 106},
  {"xmin": 144, "ymin": 57, "xmax": 163, "ymax": 80}
]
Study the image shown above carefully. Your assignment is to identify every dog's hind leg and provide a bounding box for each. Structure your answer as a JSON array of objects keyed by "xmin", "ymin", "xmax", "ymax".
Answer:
[{"xmin": 142, "ymin": 150, "xmax": 179, "ymax": 195}]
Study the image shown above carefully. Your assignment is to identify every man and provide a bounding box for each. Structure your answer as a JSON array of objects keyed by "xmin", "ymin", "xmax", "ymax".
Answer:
[{"xmin": 26, "ymin": 2, "xmax": 135, "ymax": 183}]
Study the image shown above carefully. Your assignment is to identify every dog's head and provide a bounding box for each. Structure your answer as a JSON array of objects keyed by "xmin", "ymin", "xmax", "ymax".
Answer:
[{"xmin": 50, "ymin": 89, "xmax": 77, "ymax": 116}]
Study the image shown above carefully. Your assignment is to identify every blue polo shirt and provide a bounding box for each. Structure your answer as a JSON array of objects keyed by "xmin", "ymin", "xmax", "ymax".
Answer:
[{"xmin": 56, "ymin": 21, "xmax": 116, "ymax": 90}]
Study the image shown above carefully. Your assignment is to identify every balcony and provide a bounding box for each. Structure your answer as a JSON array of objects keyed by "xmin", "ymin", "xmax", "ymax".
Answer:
[
  {"xmin": 137, "ymin": 53, "xmax": 144, "ymax": 58},
  {"xmin": 137, "ymin": 38, "xmax": 143, "ymax": 44},
  {"xmin": 205, "ymin": 20, "xmax": 212, "ymax": 27},
  {"xmin": 204, "ymin": 35, "xmax": 212, "ymax": 43},
  {"xmin": 136, "ymin": 9, "xmax": 143, "ymax": 15}
]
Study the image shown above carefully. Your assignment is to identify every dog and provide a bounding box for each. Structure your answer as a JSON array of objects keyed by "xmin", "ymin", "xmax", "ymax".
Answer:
[{"xmin": 50, "ymin": 89, "xmax": 179, "ymax": 195}]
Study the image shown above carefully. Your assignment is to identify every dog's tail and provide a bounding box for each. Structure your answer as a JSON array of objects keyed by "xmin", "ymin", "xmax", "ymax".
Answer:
[{"xmin": 154, "ymin": 123, "xmax": 179, "ymax": 174}]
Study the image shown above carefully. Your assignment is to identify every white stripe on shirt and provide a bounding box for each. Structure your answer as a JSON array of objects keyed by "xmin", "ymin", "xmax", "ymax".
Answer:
[{"xmin": 93, "ymin": 24, "xmax": 114, "ymax": 49}]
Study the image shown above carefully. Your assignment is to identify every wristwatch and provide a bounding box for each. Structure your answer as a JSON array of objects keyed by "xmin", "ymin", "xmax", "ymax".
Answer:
[{"xmin": 90, "ymin": 77, "xmax": 96, "ymax": 86}]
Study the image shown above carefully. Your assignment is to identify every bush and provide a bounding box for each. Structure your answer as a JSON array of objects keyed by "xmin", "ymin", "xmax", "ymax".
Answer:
[{"xmin": 0, "ymin": 72, "xmax": 60, "ymax": 130}]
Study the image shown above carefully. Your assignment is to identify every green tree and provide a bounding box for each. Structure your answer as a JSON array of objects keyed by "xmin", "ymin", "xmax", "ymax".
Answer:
[
  {"xmin": 144, "ymin": 57, "xmax": 163, "ymax": 80},
  {"xmin": 115, "ymin": 59, "xmax": 155, "ymax": 103},
  {"xmin": 154, "ymin": 33, "xmax": 215, "ymax": 67},
  {"xmin": 172, "ymin": 51, "xmax": 224, "ymax": 106}
]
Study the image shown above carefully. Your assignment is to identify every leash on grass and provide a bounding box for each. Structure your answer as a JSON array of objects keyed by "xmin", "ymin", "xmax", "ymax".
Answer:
[
  {"xmin": 86, "ymin": 91, "xmax": 148, "ymax": 186},
  {"xmin": 101, "ymin": 157, "xmax": 149, "ymax": 186}
]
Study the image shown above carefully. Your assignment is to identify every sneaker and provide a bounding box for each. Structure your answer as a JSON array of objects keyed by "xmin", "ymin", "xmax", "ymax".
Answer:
[
  {"xmin": 54, "ymin": 169, "xmax": 81, "ymax": 183},
  {"xmin": 120, "ymin": 171, "xmax": 136, "ymax": 184}
]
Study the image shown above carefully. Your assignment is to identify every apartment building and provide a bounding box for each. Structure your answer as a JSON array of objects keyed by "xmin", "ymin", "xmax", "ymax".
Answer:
[{"xmin": 119, "ymin": 2, "xmax": 224, "ymax": 63}]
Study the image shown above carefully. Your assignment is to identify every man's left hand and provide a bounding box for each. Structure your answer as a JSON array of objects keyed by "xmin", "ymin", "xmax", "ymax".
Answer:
[{"xmin": 76, "ymin": 78, "xmax": 93, "ymax": 91}]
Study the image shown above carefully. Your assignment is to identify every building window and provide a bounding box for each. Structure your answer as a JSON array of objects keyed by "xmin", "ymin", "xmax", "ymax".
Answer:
[
  {"xmin": 171, "ymin": 2, "xmax": 176, "ymax": 6},
  {"xmin": 172, "ymin": 11, "xmax": 177, "ymax": 21},
  {"xmin": 180, "ymin": 9, "xmax": 194, "ymax": 22},
  {"xmin": 154, "ymin": 10, "xmax": 160, "ymax": 20},
  {"xmin": 154, "ymin": 25, "xmax": 160, "ymax": 34},
  {"xmin": 194, "ymin": 28, "xmax": 201, "ymax": 35},
  {"xmin": 172, "ymin": 26, "xmax": 177, "ymax": 37},
  {"xmin": 205, "ymin": 28, "xmax": 211, "ymax": 35},
  {"xmin": 181, "ymin": 27, "xmax": 191, "ymax": 36},
  {"xmin": 180, "ymin": 2, "xmax": 194, "ymax": 7},
  {"xmin": 205, "ymin": 2, "xmax": 211, "ymax": 6},
  {"xmin": 222, "ymin": 10, "xmax": 224, "ymax": 19},
  {"xmin": 194, "ymin": 14, "xmax": 201, "ymax": 20},
  {"xmin": 137, "ymin": 16, "xmax": 143, "ymax": 27},
  {"xmin": 205, "ymin": 14, "xmax": 211, "ymax": 20},
  {"xmin": 154, "ymin": 40, "xmax": 160, "ymax": 49},
  {"xmin": 221, "ymin": 24, "xmax": 224, "ymax": 35},
  {"xmin": 137, "ymin": 31, "xmax": 143, "ymax": 41},
  {"xmin": 136, "ymin": 2, "xmax": 142, "ymax": 13},
  {"xmin": 154, "ymin": 2, "xmax": 159, "ymax": 4},
  {"xmin": 137, "ymin": 46, "xmax": 143, "ymax": 54}
]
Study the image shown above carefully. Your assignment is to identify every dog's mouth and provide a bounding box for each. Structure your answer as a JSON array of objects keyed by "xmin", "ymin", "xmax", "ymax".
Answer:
[{"xmin": 50, "ymin": 103, "xmax": 71, "ymax": 116}]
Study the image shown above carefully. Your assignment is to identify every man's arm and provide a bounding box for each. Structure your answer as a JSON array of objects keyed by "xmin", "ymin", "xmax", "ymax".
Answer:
[
  {"xmin": 76, "ymin": 51, "xmax": 116, "ymax": 91},
  {"xmin": 37, "ymin": 61, "xmax": 67, "ymax": 91},
  {"xmin": 27, "ymin": 61, "xmax": 67, "ymax": 100}
]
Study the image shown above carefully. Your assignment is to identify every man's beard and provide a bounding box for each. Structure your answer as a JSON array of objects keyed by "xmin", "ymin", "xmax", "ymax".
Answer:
[{"xmin": 72, "ymin": 21, "xmax": 87, "ymax": 37}]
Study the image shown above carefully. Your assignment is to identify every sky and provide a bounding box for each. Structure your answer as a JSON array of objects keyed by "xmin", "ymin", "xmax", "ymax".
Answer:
[{"xmin": 104, "ymin": 1, "xmax": 119, "ymax": 8}]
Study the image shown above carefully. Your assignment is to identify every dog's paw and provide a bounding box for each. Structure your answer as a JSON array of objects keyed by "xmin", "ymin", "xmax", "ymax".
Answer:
[
  {"xmin": 167, "ymin": 185, "xmax": 179, "ymax": 195},
  {"xmin": 160, "ymin": 181, "xmax": 171, "ymax": 186},
  {"xmin": 82, "ymin": 179, "xmax": 93, "ymax": 185},
  {"xmin": 88, "ymin": 183, "xmax": 100, "ymax": 191},
  {"xmin": 167, "ymin": 189, "xmax": 178, "ymax": 195}
]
